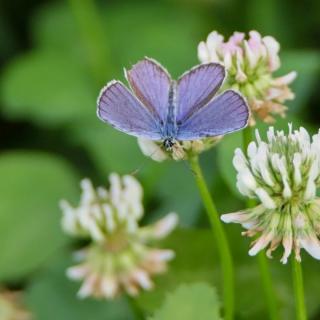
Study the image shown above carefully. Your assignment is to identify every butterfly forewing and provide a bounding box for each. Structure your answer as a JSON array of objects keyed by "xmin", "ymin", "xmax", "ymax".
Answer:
[
  {"xmin": 176, "ymin": 63, "xmax": 225, "ymax": 122},
  {"xmin": 126, "ymin": 58, "xmax": 171, "ymax": 122},
  {"xmin": 97, "ymin": 81, "xmax": 162, "ymax": 140},
  {"xmin": 177, "ymin": 90, "xmax": 249, "ymax": 140}
]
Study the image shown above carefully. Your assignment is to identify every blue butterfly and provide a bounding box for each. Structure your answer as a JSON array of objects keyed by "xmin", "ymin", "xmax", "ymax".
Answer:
[{"xmin": 97, "ymin": 57, "xmax": 249, "ymax": 150}]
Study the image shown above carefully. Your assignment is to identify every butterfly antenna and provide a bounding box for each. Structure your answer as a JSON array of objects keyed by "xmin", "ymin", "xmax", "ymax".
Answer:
[
  {"xmin": 129, "ymin": 148, "xmax": 162, "ymax": 176},
  {"xmin": 182, "ymin": 158, "xmax": 197, "ymax": 177}
]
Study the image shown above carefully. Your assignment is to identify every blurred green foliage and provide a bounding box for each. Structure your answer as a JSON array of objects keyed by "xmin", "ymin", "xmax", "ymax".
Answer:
[
  {"xmin": 0, "ymin": 0, "xmax": 320, "ymax": 319},
  {"xmin": 149, "ymin": 283, "xmax": 222, "ymax": 320}
]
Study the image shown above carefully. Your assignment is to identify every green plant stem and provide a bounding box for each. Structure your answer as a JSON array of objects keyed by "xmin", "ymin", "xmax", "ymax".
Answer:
[
  {"xmin": 189, "ymin": 155, "xmax": 234, "ymax": 320},
  {"xmin": 292, "ymin": 258, "xmax": 307, "ymax": 320},
  {"xmin": 242, "ymin": 127, "xmax": 279, "ymax": 320},
  {"xmin": 257, "ymin": 253, "xmax": 279, "ymax": 320}
]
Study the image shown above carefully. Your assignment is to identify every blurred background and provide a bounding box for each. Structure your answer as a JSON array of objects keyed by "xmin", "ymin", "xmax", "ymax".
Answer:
[{"xmin": 0, "ymin": 0, "xmax": 320, "ymax": 319}]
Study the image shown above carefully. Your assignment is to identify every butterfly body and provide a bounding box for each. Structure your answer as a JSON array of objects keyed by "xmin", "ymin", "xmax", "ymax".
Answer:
[
  {"xmin": 97, "ymin": 57, "xmax": 249, "ymax": 145},
  {"xmin": 160, "ymin": 81, "xmax": 178, "ymax": 150}
]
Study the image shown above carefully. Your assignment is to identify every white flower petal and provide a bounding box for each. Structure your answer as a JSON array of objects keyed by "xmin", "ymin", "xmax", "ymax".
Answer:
[
  {"xmin": 299, "ymin": 235, "xmax": 320, "ymax": 260},
  {"xmin": 262, "ymin": 36, "xmax": 280, "ymax": 71},
  {"xmin": 197, "ymin": 42, "xmax": 210, "ymax": 63},
  {"xmin": 77, "ymin": 274, "xmax": 97, "ymax": 299},
  {"xmin": 67, "ymin": 265, "xmax": 88, "ymax": 280},
  {"xmin": 273, "ymin": 71, "xmax": 297, "ymax": 86},
  {"xmin": 131, "ymin": 269, "xmax": 153, "ymax": 290},
  {"xmin": 249, "ymin": 232, "xmax": 273, "ymax": 256},
  {"xmin": 137, "ymin": 138, "xmax": 167, "ymax": 162},
  {"xmin": 101, "ymin": 276, "xmax": 118, "ymax": 298},
  {"xmin": 255, "ymin": 188, "xmax": 276, "ymax": 209}
]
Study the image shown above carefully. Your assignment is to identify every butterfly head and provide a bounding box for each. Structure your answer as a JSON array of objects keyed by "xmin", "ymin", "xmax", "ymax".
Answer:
[{"xmin": 163, "ymin": 138, "xmax": 175, "ymax": 151}]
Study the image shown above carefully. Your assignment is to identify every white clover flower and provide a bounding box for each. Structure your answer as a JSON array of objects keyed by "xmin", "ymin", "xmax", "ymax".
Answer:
[
  {"xmin": 221, "ymin": 124, "xmax": 320, "ymax": 263},
  {"xmin": 0, "ymin": 289, "xmax": 31, "ymax": 320},
  {"xmin": 138, "ymin": 136, "xmax": 222, "ymax": 162},
  {"xmin": 60, "ymin": 174, "xmax": 178, "ymax": 299},
  {"xmin": 198, "ymin": 31, "xmax": 297, "ymax": 125}
]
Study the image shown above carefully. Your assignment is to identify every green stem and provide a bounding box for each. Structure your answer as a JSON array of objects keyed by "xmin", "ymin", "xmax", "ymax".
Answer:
[
  {"xmin": 292, "ymin": 258, "xmax": 307, "ymax": 320},
  {"xmin": 257, "ymin": 253, "xmax": 279, "ymax": 320},
  {"xmin": 242, "ymin": 127, "xmax": 279, "ymax": 320},
  {"xmin": 189, "ymin": 155, "xmax": 234, "ymax": 320}
]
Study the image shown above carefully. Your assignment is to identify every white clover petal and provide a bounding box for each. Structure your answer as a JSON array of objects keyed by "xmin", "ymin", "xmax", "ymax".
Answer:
[
  {"xmin": 239, "ymin": 168, "xmax": 257, "ymax": 192},
  {"xmin": 206, "ymin": 31, "xmax": 224, "ymax": 59},
  {"xmin": 236, "ymin": 179, "xmax": 254, "ymax": 197},
  {"xmin": 102, "ymin": 204, "xmax": 115, "ymax": 232},
  {"xmin": 220, "ymin": 211, "xmax": 249, "ymax": 224},
  {"xmin": 77, "ymin": 274, "xmax": 97, "ymax": 299},
  {"xmin": 304, "ymin": 161, "xmax": 319, "ymax": 200},
  {"xmin": 280, "ymin": 237, "xmax": 292, "ymax": 264},
  {"xmin": 148, "ymin": 249, "xmax": 175, "ymax": 262},
  {"xmin": 223, "ymin": 51, "xmax": 232, "ymax": 69},
  {"xmin": 109, "ymin": 173, "xmax": 121, "ymax": 203},
  {"xmin": 244, "ymin": 40, "xmax": 258, "ymax": 68},
  {"xmin": 60, "ymin": 200, "xmax": 78, "ymax": 234},
  {"xmin": 255, "ymin": 188, "xmax": 276, "ymax": 209},
  {"xmin": 101, "ymin": 277, "xmax": 118, "ymax": 298},
  {"xmin": 152, "ymin": 212, "xmax": 179, "ymax": 238},
  {"xmin": 247, "ymin": 141, "xmax": 258, "ymax": 158},
  {"xmin": 137, "ymin": 138, "xmax": 168, "ymax": 162},
  {"xmin": 249, "ymin": 232, "xmax": 273, "ymax": 256},
  {"xmin": 299, "ymin": 235, "xmax": 320, "ymax": 260},
  {"xmin": 233, "ymin": 148, "xmax": 248, "ymax": 171},
  {"xmin": 235, "ymin": 52, "xmax": 247, "ymax": 82},
  {"xmin": 80, "ymin": 179, "xmax": 96, "ymax": 205},
  {"xmin": 293, "ymin": 153, "xmax": 302, "ymax": 186},
  {"xmin": 197, "ymin": 42, "xmax": 210, "ymax": 63},
  {"xmin": 67, "ymin": 265, "xmax": 88, "ymax": 280},
  {"xmin": 266, "ymin": 126, "xmax": 275, "ymax": 143},
  {"xmin": 273, "ymin": 71, "xmax": 297, "ymax": 86},
  {"xmin": 262, "ymin": 36, "xmax": 280, "ymax": 71},
  {"xmin": 131, "ymin": 269, "xmax": 153, "ymax": 290}
]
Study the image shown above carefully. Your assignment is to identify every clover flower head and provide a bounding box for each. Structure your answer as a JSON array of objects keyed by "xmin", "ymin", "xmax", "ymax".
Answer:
[
  {"xmin": 60, "ymin": 174, "xmax": 178, "ymax": 299},
  {"xmin": 138, "ymin": 136, "xmax": 222, "ymax": 162},
  {"xmin": 198, "ymin": 31, "xmax": 297, "ymax": 124},
  {"xmin": 0, "ymin": 289, "xmax": 31, "ymax": 320},
  {"xmin": 221, "ymin": 124, "xmax": 320, "ymax": 263}
]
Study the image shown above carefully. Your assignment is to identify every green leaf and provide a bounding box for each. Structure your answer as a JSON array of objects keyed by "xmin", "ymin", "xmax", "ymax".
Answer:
[
  {"xmin": 102, "ymin": 2, "xmax": 205, "ymax": 74},
  {"xmin": 136, "ymin": 228, "xmax": 317, "ymax": 319},
  {"xmin": 25, "ymin": 254, "xmax": 134, "ymax": 320},
  {"xmin": 0, "ymin": 51, "xmax": 95, "ymax": 126},
  {"xmin": 150, "ymin": 283, "xmax": 221, "ymax": 320},
  {"xmin": 0, "ymin": 152, "xmax": 79, "ymax": 280},
  {"xmin": 31, "ymin": 2, "xmax": 88, "ymax": 65}
]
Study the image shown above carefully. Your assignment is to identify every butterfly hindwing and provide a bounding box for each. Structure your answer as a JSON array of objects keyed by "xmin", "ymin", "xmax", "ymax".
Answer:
[
  {"xmin": 97, "ymin": 80, "xmax": 162, "ymax": 140},
  {"xmin": 176, "ymin": 63, "xmax": 225, "ymax": 123},
  {"xmin": 177, "ymin": 90, "xmax": 249, "ymax": 140}
]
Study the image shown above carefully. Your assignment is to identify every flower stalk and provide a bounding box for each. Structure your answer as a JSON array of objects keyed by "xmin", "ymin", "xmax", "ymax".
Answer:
[
  {"xmin": 292, "ymin": 258, "xmax": 307, "ymax": 320},
  {"xmin": 188, "ymin": 155, "xmax": 234, "ymax": 320}
]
